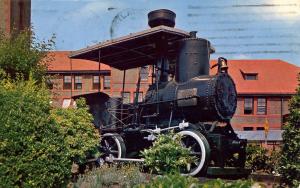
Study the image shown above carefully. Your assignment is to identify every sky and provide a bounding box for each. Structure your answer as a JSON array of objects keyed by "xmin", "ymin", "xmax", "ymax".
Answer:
[{"xmin": 32, "ymin": 0, "xmax": 300, "ymax": 66}]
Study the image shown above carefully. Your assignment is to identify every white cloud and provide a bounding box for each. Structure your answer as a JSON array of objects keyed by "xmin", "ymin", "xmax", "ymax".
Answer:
[{"xmin": 251, "ymin": 0, "xmax": 300, "ymax": 22}]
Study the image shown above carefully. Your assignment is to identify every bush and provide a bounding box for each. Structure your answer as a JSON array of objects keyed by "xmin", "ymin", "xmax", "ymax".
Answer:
[
  {"xmin": 0, "ymin": 78, "xmax": 71, "ymax": 187},
  {"xmin": 136, "ymin": 173, "xmax": 253, "ymax": 188},
  {"xmin": 50, "ymin": 98, "xmax": 100, "ymax": 164},
  {"xmin": 73, "ymin": 164, "xmax": 146, "ymax": 188},
  {"xmin": 280, "ymin": 75, "xmax": 300, "ymax": 187},
  {"xmin": 141, "ymin": 132, "xmax": 195, "ymax": 174},
  {"xmin": 245, "ymin": 144, "xmax": 270, "ymax": 173}
]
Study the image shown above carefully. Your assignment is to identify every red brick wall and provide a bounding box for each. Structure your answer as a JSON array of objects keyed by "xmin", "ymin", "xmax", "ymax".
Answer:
[
  {"xmin": 231, "ymin": 96, "xmax": 291, "ymax": 131},
  {"xmin": 0, "ymin": 0, "xmax": 30, "ymax": 35},
  {"xmin": 110, "ymin": 67, "xmax": 152, "ymax": 102},
  {"xmin": 50, "ymin": 73, "xmax": 110, "ymax": 107}
]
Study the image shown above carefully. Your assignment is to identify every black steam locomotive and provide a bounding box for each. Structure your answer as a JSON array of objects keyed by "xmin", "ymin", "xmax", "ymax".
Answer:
[{"xmin": 71, "ymin": 9, "xmax": 248, "ymax": 176}]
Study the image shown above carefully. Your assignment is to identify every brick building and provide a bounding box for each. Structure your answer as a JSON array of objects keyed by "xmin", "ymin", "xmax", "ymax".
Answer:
[
  {"xmin": 47, "ymin": 51, "xmax": 111, "ymax": 108},
  {"xmin": 47, "ymin": 51, "xmax": 299, "ymax": 132},
  {"xmin": 0, "ymin": 0, "xmax": 31, "ymax": 35},
  {"xmin": 223, "ymin": 59, "xmax": 300, "ymax": 131}
]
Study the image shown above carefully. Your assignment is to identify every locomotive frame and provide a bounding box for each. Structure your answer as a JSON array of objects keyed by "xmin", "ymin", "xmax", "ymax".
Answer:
[{"xmin": 70, "ymin": 9, "xmax": 250, "ymax": 177}]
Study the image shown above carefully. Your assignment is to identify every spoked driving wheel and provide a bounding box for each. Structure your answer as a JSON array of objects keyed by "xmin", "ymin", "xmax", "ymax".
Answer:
[
  {"xmin": 100, "ymin": 133, "xmax": 126, "ymax": 160},
  {"xmin": 178, "ymin": 130, "xmax": 210, "ymax": 176}
]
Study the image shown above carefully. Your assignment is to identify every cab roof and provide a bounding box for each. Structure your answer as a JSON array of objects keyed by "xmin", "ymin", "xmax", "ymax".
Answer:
[{"xmin": 69, "ymin": 26, "xmax": 190, "ymax": 70}]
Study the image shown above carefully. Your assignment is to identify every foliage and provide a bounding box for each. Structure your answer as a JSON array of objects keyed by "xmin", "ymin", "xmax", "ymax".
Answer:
[
  {"xmin": 0, "ymin": 78, "xmax": 71, "ymax": 187},
  {"xmin": 73, "ymin": 164, "xmax": 146, "ymax": 188},
  {"xmin": 280, "ymin": 74, "xmax": 300, "ymax": 187},
  {"xmin": 50, "ymin": 98, "xmax": 100, "ymax": 164},
  {"xmin": 245, "ymin": 144, "xmax": 270, "ymax": 173},
  {"xmin": 136, "ymin": 173, "xmax": 253, "ymax": 188},
  {"xmin": 0, "ymin": 29, "xmax": 54, "ymax": 82},
  {"xmin": 267, "ymin": 149, "xmax": 281, "ymax": 174},
  {"xmin": 141, "ymin": 132, "xmax": 195, "ymax": 174}
]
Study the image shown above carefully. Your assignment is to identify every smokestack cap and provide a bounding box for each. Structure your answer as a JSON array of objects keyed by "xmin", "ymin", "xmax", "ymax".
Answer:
[{"xmin": 148, "ymin": 9, "xmax": 176, "ymax": 28}]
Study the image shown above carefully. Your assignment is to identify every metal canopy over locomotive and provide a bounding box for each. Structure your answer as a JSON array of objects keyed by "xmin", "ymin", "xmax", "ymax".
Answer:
[{"xmin": 70, "ymin": 9, "xmax": 249, "ymax": 177}]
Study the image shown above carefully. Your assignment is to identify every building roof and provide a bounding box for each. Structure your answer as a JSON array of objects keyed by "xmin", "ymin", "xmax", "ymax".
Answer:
[
  {"xmin": 235, "ymin": 130, "xmax": 283, "ymax": 141},
  {"xmin": 46, "ymin": 51, "xmax": 111, "ymax": 73},
  {"xmin": 211, "ymin": 59, "xmax": 300, "ymax": 95}
]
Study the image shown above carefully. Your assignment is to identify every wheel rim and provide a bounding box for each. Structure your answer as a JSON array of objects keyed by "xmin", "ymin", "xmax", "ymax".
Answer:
[
  {"xmin": 178, "ymin": 130, "xmax": 209, "ymax": 176},
  {"xmin": 100, "ymin": 134, "xmax": 124, "ymax": 159}
]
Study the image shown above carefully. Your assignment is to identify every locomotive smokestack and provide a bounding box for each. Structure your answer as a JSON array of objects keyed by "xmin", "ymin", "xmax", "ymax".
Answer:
[
  {"xmin": 148, "ymin": 9, "xmax": 176, "ymax": 28},
  {"xmin": 176, "ymin": 37, "xmax": 212, "ymax": 82},
  {"xmin": 189, "ymin": 31, "xmax": 197, "ymax": 38}
]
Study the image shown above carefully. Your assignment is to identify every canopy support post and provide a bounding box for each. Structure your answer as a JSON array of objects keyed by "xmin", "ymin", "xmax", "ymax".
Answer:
[{"xmin": 121, "ymin": 70, "xmax": 126, "ymax": 124}]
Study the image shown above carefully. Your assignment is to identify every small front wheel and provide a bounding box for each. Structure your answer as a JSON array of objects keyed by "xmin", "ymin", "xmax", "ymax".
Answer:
[
  {"xmin": 178, "ymin": 130, "xmax": 210, "ymax": 176},
  {"xmin": 100, "ymin": 133, "xmax": 126, "ymax": 159}
]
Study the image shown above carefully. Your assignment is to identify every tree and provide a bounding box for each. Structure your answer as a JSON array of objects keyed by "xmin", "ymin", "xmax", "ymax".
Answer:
[
  {"xmin": 0, "ymin": 29, "xmax": 54, "ymax": 82},
  {"xmin": 280, "ymin": 74, "xmax": 300, "ymax": 187}
]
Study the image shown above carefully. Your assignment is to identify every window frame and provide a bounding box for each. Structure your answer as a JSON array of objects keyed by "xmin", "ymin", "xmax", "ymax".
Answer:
[
  {"xmin": 133, "ymin": 92, "xmax": 143, "ymax": 102},
  {"xmin": 63, "ymin": 75, "xmax": 72, "ymax": 90},
  {"xmin": 244, "ymin": 73, "xmax": 258, "ymax": 80},
  {"xmin": 103, "ymin": 75, "xmax": 111, "ymax": 89},
  {"xmin": 256, "ymin": 127, "xmax": 265, "ymax": 131},
  {"xmin": 140, "ymin": 66, "xmax": 149, "ymax": 81},
  {"xmin": 121, "ymin": 92, "xmax": 131, "ymax": 104},
  {"xmin": 74, "ymin": 75, "xmax": 82, "ymax": 90},
  {"xmin": 92, "ymin": 75, "xmax": 100, "ymax": 90},
  {"xmin": 243, "ymin": 127, "xmax": 254, "ymax": 131},
  {"xmin": 257, "ymin": 97, "xmax": 267, "ymax": 115},
  {"xmin": 62, "ymin": 98, "xmax": 71, "ymax": 108},
  {"xmin": 244, "ymin": 97, "xmax": 254, "ymax": 114}
]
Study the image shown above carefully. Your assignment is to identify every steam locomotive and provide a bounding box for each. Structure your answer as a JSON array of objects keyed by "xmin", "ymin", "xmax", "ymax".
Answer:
[{"xmin": 71, "ymin": 9, "xmax": 248, "ymax": 177}]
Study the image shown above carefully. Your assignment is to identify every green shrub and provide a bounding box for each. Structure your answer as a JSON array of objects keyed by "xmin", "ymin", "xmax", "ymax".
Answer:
[
  {"xmin": 136, "ymin": 173, "xmax": 253, "ymax": 188},
  {"xmin": 245, "ymin": 144, "xmax": 269, "ymax": 173},
  {"xmin": 141, "ymin": 132, "xmax": 195, "ymax": 174},
  {"xmin": 73, "ymin": 164, "xmax": 146, "ymax": 188},
  {"xmin": 0, "ymin": 78, "xmax": 71, "ymax": 187},
  {"xmin": 50, "ymin": 98, "xmax": 100, "ymax": 164},
  {"xmin": 280, "ymin": 75, "xmax": 300, "ymax": 187},
  {"xmin": 266, "ymin": 149, "xmax": 281, "ymax": 174}
]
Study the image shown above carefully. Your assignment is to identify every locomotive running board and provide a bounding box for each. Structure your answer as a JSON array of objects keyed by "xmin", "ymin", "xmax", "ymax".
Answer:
[
  {"xmin": 206, "ymin": 167, "xmax": 251, "ymax": 178},
  {"xmin": 105, "ymin": 156, "xmax": 145, "ymax": 163}
]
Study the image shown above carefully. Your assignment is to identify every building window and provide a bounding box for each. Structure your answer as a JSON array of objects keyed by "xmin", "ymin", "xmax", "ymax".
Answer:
[
  {"xmin": 244, "ymin": 73, "xmax": 258, "ymax": 80},
  {"xmin": 133, "ymin": 92, "xmax": 143, "ymax": 102},
  {"xmin": 104, "ymin": 76, "xmax": 110, "ymax": 89},
  {"xmin": 47, "ymin": 78, "xmax": 54, "ymax": 90},
  {"xmin": 243, "ymin": 127, "xmax": 254, "ymax": 131},
  {"xmin": 244, "ymin": 98, "xmax": 253, "ymax": 114},
  {"xmin": 63, "ymin": 75, "xmax": 72, "ymax": 90},
  {"xmin": 140, "ymin": 66, "xmax": 149, "ymax": 81},
  {"xmin": 74, "ymin": 76, "xmax": 82, "ymax": 90},
  {"xmin": 121, "ymin": 92, "xmax": 131, "ymax": 104},
  {"xmin": 93, "ymin": 75, "xmax": 100, "ymax": 90},
  {"xmin": 257, "ymin": 127, "xmax": 265, "ymax": 131},
  {"xmin": 257, "ymin": 98, "xmax": 266, "ymax": 115},
  {"xmin": 62, "ymin": 99, "xmax": 71, "ymax": 108}
]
